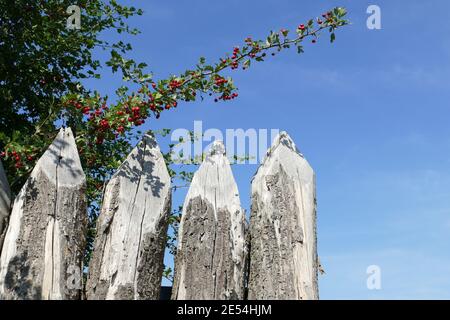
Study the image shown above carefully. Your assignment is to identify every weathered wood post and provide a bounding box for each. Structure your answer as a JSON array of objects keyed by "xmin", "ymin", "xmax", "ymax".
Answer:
[
  {"xmin": 248, "ymin": 132, "xmax": 318, "ymax": 300},
  {"xmin": 0, "ymin": 159, "xmax": 11, "ymax": 251},
  {"xmin": 86, "ymin": 133, "xmax": 171, "ymax": 300},
  {"xmin": 0, "ymin": 128, "xmax": 87, "ymax": 300},
  {"xmin": 172, "ymin": 141, "xmax": 247, "ymax": 300}
]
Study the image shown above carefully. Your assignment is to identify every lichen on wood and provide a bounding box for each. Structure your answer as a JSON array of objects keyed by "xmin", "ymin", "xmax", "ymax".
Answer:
[
  {"xmin": 0, "ymin": 128, "xmax": 87, "ymax": 300},
  {"xmin": 248, "ymin": 132, "xmax": 318, "ymax": 300},
  {"xmin": 86, "ymin": 133, "xmax": 171, "ymax": 300},
  {"xmin": 172, "ymin": 141, "xmax": 247, "ymax": 300}
]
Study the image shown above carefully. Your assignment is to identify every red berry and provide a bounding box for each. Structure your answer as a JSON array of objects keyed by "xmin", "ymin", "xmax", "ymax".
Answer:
[
  {"xmin": 99, "ymin": 119, "xmax": 109, "ymax": 129},
  {"xmin": 298, "ymin": 24, "xmax": 305, "ymax": 30},
  {"xmin": 0, "ymin": 152, "xmax": 5, "ymax": 158}
]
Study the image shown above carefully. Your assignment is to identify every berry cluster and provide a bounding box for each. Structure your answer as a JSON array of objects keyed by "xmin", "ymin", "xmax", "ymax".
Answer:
[
  {"xmin": 1, "ymin": 148, "xmax": 36, "ymax": 170},
  {"xmin": 68, "ymin": 8, "xmax": 347, "ymax": 148},
  {"xmin": 230, "ymin": 47, "xmax": 240, "ymax": 70},
  {"xmin": 1, "ymin": 7, "xmax": 349, "ymax": 178},
  {"xmin": 169, "ymin": 79, "xmax": 183, "ymax": 90}
]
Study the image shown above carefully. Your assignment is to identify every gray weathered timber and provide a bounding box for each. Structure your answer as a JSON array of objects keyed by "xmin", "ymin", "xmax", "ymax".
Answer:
[
  {"xmin": 172, "ymin": 141, "xmax": 247, "ymax": 300},
  {"xmin": 0, "ymin": 128, "xmax": 87, "ymax": 300},
  {"xmin": 86, "ymin": 134, "xmax": 171, "ymax": 300},
  {"xmin": 0, "ymin": 160, "xmax": 11, "ymax": 252},
  {"xmin": 248, "ymin": 131, "xmax": 318, "ymax": 300}
]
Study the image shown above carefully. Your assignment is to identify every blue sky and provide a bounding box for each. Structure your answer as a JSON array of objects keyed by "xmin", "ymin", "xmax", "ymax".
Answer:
[{"xmin": 86, "ymin": 1, "xmax": 450, "ymax": 299}]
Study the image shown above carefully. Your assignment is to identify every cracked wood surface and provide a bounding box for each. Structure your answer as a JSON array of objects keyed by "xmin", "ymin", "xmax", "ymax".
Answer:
[
  {"xmin": 172, "ymin": 141, "xmax": 247, "ymax": 300},
  {"xmin": 0, "ymin": 128, "xmax": 87, "ymax": 300},
  {"xmin": 86, "ymin": 134, "xmax": 171, "ymax": 300},
  {"xmin": 0, "ymin": 160, "xmax": 11, "ymax": 252},
  {"xmin": 248, "ymin": 131, "xmax": 318, "ymax": 300}
]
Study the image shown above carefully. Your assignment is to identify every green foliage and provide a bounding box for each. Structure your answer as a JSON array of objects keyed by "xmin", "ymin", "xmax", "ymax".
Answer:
[
  {"xmin": 0, "ymin": 0, "xmax": 146, "ymax": 189},
  {"xmin": 0, "ymin": 0, "xmax": 148, "ymax": 270},
  {"xmin": 0, "ymin": 3, "xmax": 349, "ymax": 280}
]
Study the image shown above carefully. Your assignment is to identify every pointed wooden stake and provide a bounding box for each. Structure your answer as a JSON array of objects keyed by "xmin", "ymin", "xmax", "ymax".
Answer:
[
  {"xmin": 248, "ymin": 132, "xmax": 319, "ymax": 300},
  {"xmin": 0, "ymin": 128, "xmax": 87, "ymax": 300},
  {"xmin": 0, "ymin": 160, "xmax": 11, "ymax": 251},
  {"xmin": 172, "ymin": 141, "xmax": 247, "ymax": 300},
  {"xmin": 86, "ymin": 134, "xmax": 171, "ymax": 300}
]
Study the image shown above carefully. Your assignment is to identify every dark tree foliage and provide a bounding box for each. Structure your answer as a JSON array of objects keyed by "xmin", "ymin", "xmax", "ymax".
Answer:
[{"xmin": 0, "ymin": 1, "xmax": 348, "ymax": 278}]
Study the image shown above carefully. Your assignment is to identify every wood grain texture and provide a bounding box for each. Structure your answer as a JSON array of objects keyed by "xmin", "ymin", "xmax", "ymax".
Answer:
[
  {"xmin": 248, "ymin": 131, "xmax": 318, "ymax": 300},
  {"xmin": 86, "ymin": 134, "xmax": 171, "ymax": 300},
  {"xmin": 172, "ymin": 141, "xmax": 247, "ymax": 300},
  {"xmin": 0, "ymin": 128, "xmax": 87, "ymax": 300}
]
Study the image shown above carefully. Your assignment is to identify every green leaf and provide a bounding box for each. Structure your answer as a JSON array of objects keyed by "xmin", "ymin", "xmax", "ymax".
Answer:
[{"xmin": 335, "ymin": 7, "xmax": 347, "ymax": 17}]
